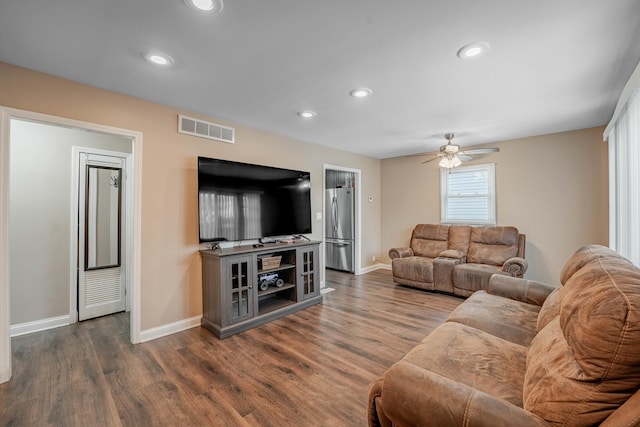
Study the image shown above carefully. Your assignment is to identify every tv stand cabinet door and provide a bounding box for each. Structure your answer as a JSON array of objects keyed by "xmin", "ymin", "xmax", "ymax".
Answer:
[
  {"xmin": 223, "ymin": 255, "xmax": 256, "ymax": 325},
  {"xmin": 297, "ymin": 246, "xmax": 319, "ymax": 301}
]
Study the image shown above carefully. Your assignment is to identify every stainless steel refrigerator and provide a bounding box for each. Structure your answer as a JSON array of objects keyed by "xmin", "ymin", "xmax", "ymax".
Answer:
[{"xmin": 325, "ymin": 187, "xmax": 355, "ymax": 272}]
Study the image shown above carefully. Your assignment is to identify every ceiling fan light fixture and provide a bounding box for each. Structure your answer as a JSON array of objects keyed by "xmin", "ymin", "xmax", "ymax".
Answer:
[
  {"xmin": 444, "ymin": 144, "xmax": 459, "ymax": 153},
  {"xmin": 438, "ymin": 157, "xmax": 462, "ymax": 169},
  {"xmin": 457, "ymin": 42, "xmax": 490, "ymax": 59}
]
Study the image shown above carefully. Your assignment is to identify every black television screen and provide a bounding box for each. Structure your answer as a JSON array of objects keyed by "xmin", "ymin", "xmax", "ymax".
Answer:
[{"xmin": 198, "ymin": 157, "xmax": 312, "ymax": 242}]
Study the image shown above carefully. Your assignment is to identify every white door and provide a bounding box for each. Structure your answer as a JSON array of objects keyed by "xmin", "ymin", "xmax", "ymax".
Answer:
[{"xmin": 78, "ymin": 152, "xmax": 126, "ymax": 321}]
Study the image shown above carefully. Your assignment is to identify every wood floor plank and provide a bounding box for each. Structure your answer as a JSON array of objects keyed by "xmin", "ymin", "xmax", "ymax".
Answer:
[{"xmin": 0, "ymin": 269, "xmax": 462, "ymax": 426}]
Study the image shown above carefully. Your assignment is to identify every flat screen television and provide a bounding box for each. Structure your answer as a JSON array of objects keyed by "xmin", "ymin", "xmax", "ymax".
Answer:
[{"xmin": 198, "ymin": 156, "xmax": 312, "ymax": 243}]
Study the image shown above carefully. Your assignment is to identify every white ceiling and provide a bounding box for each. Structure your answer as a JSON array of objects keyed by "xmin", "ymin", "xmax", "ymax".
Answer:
[{"xmin": 1, "ymin": 0, "xmax": 639, "ymax": 159}]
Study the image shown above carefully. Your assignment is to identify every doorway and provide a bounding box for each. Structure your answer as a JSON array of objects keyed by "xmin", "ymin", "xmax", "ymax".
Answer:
[
  {"xmin": 9, "ymin": 120, "xmax": 132, "ymax": 327},
  {"xmin": 1, "ymin": 107, "xmax": 143, "ymax": 384},
  {"xmin": 76, "ymin": 150, "xmax": 129, "ymax": 321},
  {"xmin": 323, "ymin": 165, "xmax": 361, "ymax": 277}
]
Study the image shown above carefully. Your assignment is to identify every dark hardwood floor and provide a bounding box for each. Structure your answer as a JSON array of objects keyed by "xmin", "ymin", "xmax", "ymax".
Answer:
[{"xmin": 0, "ymin": 269, "xmax": 462, "ymax": 427}]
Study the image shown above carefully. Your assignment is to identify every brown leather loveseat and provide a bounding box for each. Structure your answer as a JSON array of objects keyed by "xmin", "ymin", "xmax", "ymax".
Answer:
[
  {"xmin": 389, "ymin": 224, "xmax": 527, "ymax": 297},
  {"xmin": 369, "ymin": 245, "xmax": 640, "ymax": 426}
]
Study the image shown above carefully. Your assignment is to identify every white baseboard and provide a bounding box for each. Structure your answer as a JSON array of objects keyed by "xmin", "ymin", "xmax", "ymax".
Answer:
[
  {"xmin": 357, "ymin": 263, "xmax": 391, "ymax": 275},
  {"xmin": 10, "ymin": 315, "xmax": 71, "ymax": 337},
  {"xmin": 0, "ymin": 365, "xmax": 11, "ymax": 383},
  {"xmin": 139, "ymin": 315, "xmax": 202, "ymax": 343}
]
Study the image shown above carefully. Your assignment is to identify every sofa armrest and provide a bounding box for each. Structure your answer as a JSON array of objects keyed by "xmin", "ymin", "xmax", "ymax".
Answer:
[
  {"xmin": 503, "ymin": 256, "xmax": 528, "ymax": 277},
  {"xmin": 438, "ymin": 249, "xmax": 467, "ymax": 262},
  {"xmin": 487, "ymin": 274, "xmax": 557, "ymax": 306},
  {"xmin": 368, "ymin": 377, "xmax": 393, "ymax": 427},
  {"xmin": 380, "ymin": 362, "xmax": 550, "ymax": 427},
  {"xmin": 433, "ymin": 257, "xmax": 461, "ymax": 294},
  {"xmin": 388, "ymin": 247, "xmax": 413, "ymax": 259}
]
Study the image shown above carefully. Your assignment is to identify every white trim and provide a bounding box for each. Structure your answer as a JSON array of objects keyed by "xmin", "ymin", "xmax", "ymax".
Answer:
[
  {"xmin": 323, "ymin": 164, "xmax": 363, "ymax": 276},
  {"xmin": 357, "ymin": 263, "xmax": 391, "ymax": 275},
  {"xmin": 609, "ymin": 131, "xmax": 618, "ymax": 251},
  {"xmin": 440, "ymin": 163, "xmax": 496, "ymax": 225},
  {"xmin": 10, "ymin": 315, "xmax": 70, "ymax": 337},
  {"xmin": 0, "ymin": 108, "xmax": 11, "ymax": 383},
  {"xmin": 71, "ymin": 148, "xmax": 131, "ymax": 323},
  {"xmin": 69, "ymin": 149, "xmax": 133, "ymax": 321},
  {"xmin": 0, "ymin": 107, "xmax": 143, "ymax": 384},
  {"xmin": 604, "ymin": 60, "xmax": 640, "ymax": 139},
  {"xmin": 139, "ymin": 315, "xmax": 202, "ymax": 343}
]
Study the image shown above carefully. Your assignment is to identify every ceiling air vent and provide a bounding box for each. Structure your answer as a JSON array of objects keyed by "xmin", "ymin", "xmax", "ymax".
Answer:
[{"xmin": 178, "ymin": 114, "xmax": 235, "ymax": 144}]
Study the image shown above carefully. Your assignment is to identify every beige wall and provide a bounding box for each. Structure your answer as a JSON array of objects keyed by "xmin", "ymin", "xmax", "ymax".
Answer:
[
  {"xmin": 1, "ymin": 60, "xmax": 609, "ymax": 331},
  {"xmin": 0, "ymin": 62, "xmax": 381, "ymax": 330},
  {"xmin": 9, "ymin": 119, "xmax": 131, "ymax": 325},
  {"xmin": 381, "ymin": 127, "xmax": 609, "ymax": 285}
]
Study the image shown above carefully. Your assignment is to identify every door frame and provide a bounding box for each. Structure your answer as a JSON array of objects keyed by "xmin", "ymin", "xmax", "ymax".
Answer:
[
  {"xmin": 72, "ymin": 148, "xmax": 132, "ymax": 322},
  {"xmin": 322, "ymin": 164, "xmax": 362, "ymax": 280},
  {"xmin": 0, "ymin": 107, "xmax": 143, "ymax": 384}
]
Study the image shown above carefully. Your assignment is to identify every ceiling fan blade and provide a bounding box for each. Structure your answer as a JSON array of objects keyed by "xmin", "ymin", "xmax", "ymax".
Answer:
[
  {"xmin": 463, "ymin": 147, "xmax": 500, "ymax": 154},
  {"xmin": 421, "ymin": 156, "xmax": 440, "ymax": 164},
  {"xmin": 404, "ymin": 151, "xmax": 439, "ymax": 158},
  {"xmin": 457, "ymin": 154, "xmax": 475, "ymax": 162}
]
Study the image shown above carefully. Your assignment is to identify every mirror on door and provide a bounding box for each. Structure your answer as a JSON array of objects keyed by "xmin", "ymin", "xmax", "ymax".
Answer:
[{"xmin": 85, "ymin": 166, "xmax": 121, "ymax": 270}]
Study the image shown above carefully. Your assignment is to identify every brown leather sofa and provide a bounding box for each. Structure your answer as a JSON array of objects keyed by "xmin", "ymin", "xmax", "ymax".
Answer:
[
  {"xmin": 389, "ymin": 224, "xmax": 528, "ymax": 296},
  {"xmin": 369, "ymin": 245, "xmax": 640, "ymax": 426}
]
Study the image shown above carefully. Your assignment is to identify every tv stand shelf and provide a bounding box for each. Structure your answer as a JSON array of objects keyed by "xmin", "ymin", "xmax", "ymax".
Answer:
[
  {"xmin": 259, "ymin": 263, "xmax": 295, "ymax": 274},
  {"xmin": 200, "ymin": 240, "xmax": 321, "ymax": 339},
  {"xmin": 258, "ymin": 282, "xmax": 295, "ymax": 297}
]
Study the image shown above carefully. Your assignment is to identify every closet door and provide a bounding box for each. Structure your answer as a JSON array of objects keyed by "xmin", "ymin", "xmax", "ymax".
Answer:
[{"xmin": 78, "ymin": 153, "xmax": 126, "ymax": 321}]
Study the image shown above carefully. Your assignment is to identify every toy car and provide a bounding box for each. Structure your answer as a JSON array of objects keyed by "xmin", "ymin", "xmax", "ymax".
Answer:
[{"xmin": 258, "ymin": 273, "xmax": 285, "ymax": 291}]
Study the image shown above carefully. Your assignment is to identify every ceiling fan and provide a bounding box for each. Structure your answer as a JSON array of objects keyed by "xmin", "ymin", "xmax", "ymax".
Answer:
[{"xmin": 422, "ymin": 133, "xmax": 499, "ymax": 169}]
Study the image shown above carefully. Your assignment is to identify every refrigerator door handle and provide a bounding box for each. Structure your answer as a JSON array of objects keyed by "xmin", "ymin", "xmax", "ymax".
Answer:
[{"xmin": 332, "ymin": 196, "xmax": 338, "ymax": 235}]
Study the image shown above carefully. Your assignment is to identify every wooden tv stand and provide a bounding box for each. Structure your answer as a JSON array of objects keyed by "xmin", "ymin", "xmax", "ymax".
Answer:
[{"xmin": 200, "ymin": 240, "xmax": 322, "ymax": 338}]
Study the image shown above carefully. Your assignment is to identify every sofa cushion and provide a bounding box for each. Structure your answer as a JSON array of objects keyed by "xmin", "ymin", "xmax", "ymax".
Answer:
[
  {"xmin": 411, "ymin": 224, "xmax": 449, "ymax": 258},
  {"xmin": 448, "ymin": 225, "xmax": 471, "ymax": 253},
  {"xmin": 392, "ymin": 256, "xmax": 434, "ymax": 283},
  {"xmin": 558, "ymin": 244, "xmax": 628, "ymax": 285},
  {"xmin": 523, "ymin": 249, "xmax": 640, "ymax": 425},
  {"xmin": 445, "ymin": 291, "xmax": 541, "ymax": 347},
  {"xmin": 467, "ymin": 226, "xmax": 519, "ymax": 265},
  {"xmin": 401, "ymin": 322, "xmax": 528, "ymax": 407},
  {"xmin": 439, "ymin": 249, "xmax": 465, "ymax": 259},
  {"xmin": 453, "ymin": 263, "xmax": 504, "ymax": 294}
]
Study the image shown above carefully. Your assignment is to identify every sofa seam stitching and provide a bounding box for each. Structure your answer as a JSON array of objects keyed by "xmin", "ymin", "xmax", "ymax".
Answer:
[{"xmin": 462, "ymin": 389, "xmax": 475, "ymax": 427}]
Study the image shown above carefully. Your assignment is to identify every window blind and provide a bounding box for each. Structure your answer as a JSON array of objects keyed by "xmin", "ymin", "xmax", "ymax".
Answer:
[{"xmin": 440, "ymin": 164, "xmax": 495, "ymax": 224}]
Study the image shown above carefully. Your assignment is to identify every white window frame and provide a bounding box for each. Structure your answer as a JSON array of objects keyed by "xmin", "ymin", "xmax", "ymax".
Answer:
[{"xmin": 440, "ymin": 163, "xmax": 496, "ymax": 225}]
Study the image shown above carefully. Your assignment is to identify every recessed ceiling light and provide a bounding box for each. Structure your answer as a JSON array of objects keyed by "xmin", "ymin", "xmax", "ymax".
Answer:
[
  {"xmin": 143, "ymin": 51, "xmax": 175, "ymax": 66},
  {"xmin": 457, "ymin": 42, "xmax": 490, "ymax": 59},
  {"xmin": 183, "ymin": 0, "xmax": 224, "ymax": 13},
  {"xmin": 350, "ymin": 88, "xmax": 373, "ymax": 98},
  {"xmin": 298, "ymin": 111, "xmax": 317, "ymax": 119}
]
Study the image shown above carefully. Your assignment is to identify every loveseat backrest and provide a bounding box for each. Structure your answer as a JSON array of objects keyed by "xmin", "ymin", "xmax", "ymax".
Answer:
[
  {"xmin": 410, "ymin": 224, "xmax": 449, "ymax": 258},
  {"xmin": 410, "ymin": 224, "xmax": 525, "ymax": 262},
  {"xmin": 467, "ymin": 226, "xmax": 522, "ymax": 265},
  {"xmin": 447, "ymin": 225, "xmax": 471, "ymax": 252}
]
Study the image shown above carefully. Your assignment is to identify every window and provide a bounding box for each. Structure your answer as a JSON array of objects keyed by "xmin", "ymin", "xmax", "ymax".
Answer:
[
  {"xmin": 440, "ymin": 163, "xmax": 496, "ymax": 225},
  {"xmin": 606, "ymin": 84, "xmax": 639, "ymax": 266}
]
